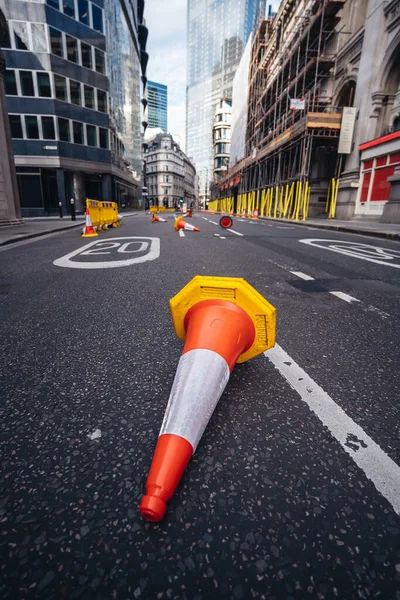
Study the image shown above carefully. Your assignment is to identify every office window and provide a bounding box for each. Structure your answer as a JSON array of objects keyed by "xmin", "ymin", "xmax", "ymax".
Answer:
[
  {"xmin": 84, "ymin": 85, "xmax": 94, "ymax": 109},
  {"xmin": 78, "ymin": 0, "xmax": 89, "ymax": 24},
  {"xmin": 81, "ymin": 42, "xmax": 92, "ymax": 69},
  {"xmin": 31, "ymin": 24, "xmax": 47, "ymax": 52},
  {"xmin": 99, "ymin": 128, "xmax": 108, "ymax": 149},
  {"xmin": 97, "ymin": 89, "xmax": 106, "ymax": 112},
  {"xmin": 94, "ymin": 49, "xmax": 105, "ymax": 74},
  {"xmin": 47, "ymin": 0, "xmax": 60, "ymax": 9},
  {"xmin": 25, "ymin": 115, "xmax": 39, "ymax": 139},
  {"xmin": 58, "ymin": 117, "xmax": 70, "ymax": 141},
  {"xmin": 9, "ymin": 115, "xmax": 23, "ymax": 139},
  {"xmin": 86, "ymin": 124, "xmax": 96, "ymax": 146},
  {"xmin": 20, "ymin": 71, "xmax": 35, "ymax": 96},
  {"xmin": 54, "ymin": 74, "xmax": 67, "ymax": 101},
  {"xmin": 66, "ymin": 35, "xmax": 78, "ymax": 63},
  {"xmin": 91, "ymin": 4, "xmax": 103, "ymax": 33},
  {"xmin": 37, "ymin": 72, "xmax": 51, "ymax": 97},
  {"xmin": 70, "ymin": 80, "xmax": 81, "ymax": 105},
  {"xmin": 5, "ymin": 70, "xmax": 18, "ymax": 95},
  {"xmin": 13, "ymin": 22, "xmax": 30, "ymax": 50},
  {"xmin": 50, "ymin": 27, "xmax": 63, "ymax": 57},
  {"xmin": 73, "ymin": 121, "xmax": 83, "ymax": 144},
  {"xmin": 41, "ymin": 116, "xmax": 55, "ymax": 139},
  {"xmin": 1, "ymin": 24, "xmax": 11, "ymax": 48},
  {"xmin": 62, "ymin": 0, "xmax": 75, "ymax": 18}
]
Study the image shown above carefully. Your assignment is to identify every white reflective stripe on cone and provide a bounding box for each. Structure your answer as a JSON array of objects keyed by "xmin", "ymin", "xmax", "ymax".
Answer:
[
  {"xmin": 183, "ymin": 223, "xmax": 196, "ymax": 231},
  {"xmin": 159, "ymin": 349, "xmax": 230, "ymax": 451}
]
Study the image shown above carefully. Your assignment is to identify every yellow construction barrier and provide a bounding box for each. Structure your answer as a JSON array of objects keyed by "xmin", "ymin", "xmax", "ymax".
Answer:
[
  {"xmin": 86, "ymin": 199, "xmax": 102, "ymax": 230},
  {"xmin": 86, "ymin": 199, "xmax": 120, "ymax": 231}
]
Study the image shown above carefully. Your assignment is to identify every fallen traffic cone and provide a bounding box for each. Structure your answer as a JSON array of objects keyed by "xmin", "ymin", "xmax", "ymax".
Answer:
[
  {"xmin": 139, "ymin": 276, "xmax": 276, "ymax": 522},
  {"xmin": 184, "ymin": 209, "xmax": 193, "ymax": 218},
  {"xmin": 152, "ymin": 214, "xmax": 168, "ymax": 223},
  {"xmin": 174, "ymin": 216, "xmax": 199, "ymax": 232},
  {"xmin": 82, "ymin": 207, "xmax": 98, "ymax": 237}
]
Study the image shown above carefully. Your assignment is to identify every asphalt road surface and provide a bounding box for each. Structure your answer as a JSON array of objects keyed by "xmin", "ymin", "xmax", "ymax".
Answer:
[{"xmin": 1, "ymin": 212, "xmax": 399, "ymax": 600}]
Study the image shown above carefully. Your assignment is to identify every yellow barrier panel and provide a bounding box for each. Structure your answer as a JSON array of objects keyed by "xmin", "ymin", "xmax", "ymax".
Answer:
[{"xmin": 86, "ymin": 199, "xmax": 102, "ymax": 230}]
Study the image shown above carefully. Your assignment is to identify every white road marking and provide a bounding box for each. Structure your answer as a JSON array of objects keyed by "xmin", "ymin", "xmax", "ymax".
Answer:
[
  {"xmin": 290, "ymin": 271, "xmax": 314, "ymax": 281},
  {"xmin": 53, "ymin": 237, "xmax": 160, "ymax": 269},
  {"xmin": 227, "ymin": 229, "xmax": 244, "ymax": 237},
  {"xmin": 266, "ymin": 344, "xmax": 400, "ymax": 516},
  {"xmin": 300, "ymin": 239, "xmax": 400, "ymax": 269},
  {"xmin": 88, "ymin": 429, "xmax": 102, "ymax": 440},
  {"xmin": 202, "ymin": 217, "xmax": 209, "ymax": 221},
  {"xmin": 220, "ymin": 236, "xmax": 226, "ymax": 239},
  {"xmin": 213, "ymin": 233, "xmax": 220, "ymax": 237},
  {"xmin": 290, "ymin": 271, "xmax": 361, "ymax": 303},
  {"xmin": 364, "ymin": 305, "xmax": 390, "ymax": 319},
  {"xmin": 209, "ymin": 221, "xmax": 218, "ymax": 226},
  {"xmin": 329, "ymin": 291, "xmax": 360, "ymax": 303},
  {"xmin": 179, "ymin": 230, "xmax": 185, "ymax": 237}
]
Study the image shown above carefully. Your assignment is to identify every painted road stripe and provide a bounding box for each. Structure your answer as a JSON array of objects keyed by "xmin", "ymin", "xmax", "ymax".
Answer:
[
  {"xmin": 330, "ymin": 291, "xmax": 360, "ymax": 303},
  {"xmin": 266, "ymin": 344, "xmax": 400, "ymax": 516},
  {"xmin": 209, "ymin": 221, "xmax": 218, "ymax": 226},
  {"xmin": 202, "ymin": 217, "xmax": 209, "ymax": 221},
  {"xmin": 227, "ymin": 229, "xmax": 244, "ymax": 237},
  {"xmin": 291, "ymin": 271, "xmax": 361, "ymax": 303},
  {"xmin": 179, "ymin": 230, "xmax": 185, "ymax": 237}
]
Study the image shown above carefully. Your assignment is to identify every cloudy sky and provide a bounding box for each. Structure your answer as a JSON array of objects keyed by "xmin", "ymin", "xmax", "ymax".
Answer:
[{"xmin": 146, "ymin": 1, "xmax": 281, "ymax": 151}]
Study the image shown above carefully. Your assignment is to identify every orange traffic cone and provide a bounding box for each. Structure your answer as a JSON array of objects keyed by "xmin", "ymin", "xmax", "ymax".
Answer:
[
  {"xmin": 152, "ymin": 214, "xmax": 168, "ymax": 223},
  {"xmin": 254, "ymin": 209, "xmax": 259, "ymax": 219},
  {"xmin": 139, "ymin": 276, "xmax": 276, "ymax": 521},
  {"xmin": 174, "ymin": 217, "xmax": 199, "ymax": 232},
  {"xmin": 82, "ymin": 207, "xmax": 98, "ymax": 237}
]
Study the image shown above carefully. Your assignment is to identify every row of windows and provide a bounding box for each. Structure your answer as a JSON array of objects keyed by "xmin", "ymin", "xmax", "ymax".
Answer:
[
  {"xmin": 2, "ymin": 21, "xmax": 105, "ymax": 75},
  {"xmin": 9, "ymin": 113, "xmax": 109, "ymax": 148},
  {"xmin": 5, "ymin": 69, "xmax": 107, "ymax": 112},
  {"xmin": 46, "ymin": 0, "xmax": 104, "ymax": 34}
]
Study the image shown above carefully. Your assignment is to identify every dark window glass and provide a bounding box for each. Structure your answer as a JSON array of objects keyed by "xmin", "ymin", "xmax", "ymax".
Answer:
[
  {"xmin": 50, "ymin": 28, "xmax": 63, "ymax": 57},
  {"xmin": 13, "ymin": 22, "xmax": 29, "ymax": 50},
  {"xmin": 81, "ymin": 42, "xmax": 92, "ymax": 69},
  {"xmin": 58, "ymin": 117, "xmax": 70, "ymax": 141},
  {"xmin": 94, "ymin": 49, "xmax": 105, "ymax": 74},
  {"xmin": 86, "ymin": 124, "xmax": 96, "ymax": 146},
  {"xmin": 73, "ymin": 121, "xmax": 83, "ymax": 144},
  {"xmin": 97, "ymin": 89, "xmax": 106, "ymax": 112},
  {"xmin": 70, "ymin": 80, "xmax": 81, "ymax": 105},
  {"xmin": 5, "ymin": 70, "xmax": 17, "ymax": 95},
  {"xmin": 9, "ymin": 115, "xmax": 23, "ymax": 138},
  {"xmin": 20, "ymin": 71, "xmax": 35, "ymax": 96},
  {"xmin": 84, "ymin": 85, "xmax": 94, "ymax": 108},
  {"xmin": 91, "ymin": 4, "xmax": 103, "ymax": 33},
  {"xmin": 78, "ymin": 0, "xmax": 89, "ymax": 24},
  {"xmin": 66, "ymin": 35, "xmax": 78, "ymax": 63},
  {"xmin": 37, "ymin": 73, "xmax": 51, "ymax": 97},
  {"xmin": 54, "ymin": 75, "xmax": 67, "ymax": 101},
  {"xmin": 1, "ymin": 25, "xmax": 11, "ymax": 48},
  {"xmin": 99, "ymin": 127, "xmax": 108, "ymax": 149},
  {"xmin": 62, "ymin": 0, "xmax": 75, "ymax": 18},
  {"xmin": 25, "ymin": 116, "xmax": 39, "ymax": 139},
  {"xmin": 41, "ymin": 116, "xmax": 55, "ymax": 139},
  {"xmin": 46, "ymin": 0, "xmax": 60, "ymax": 9}
]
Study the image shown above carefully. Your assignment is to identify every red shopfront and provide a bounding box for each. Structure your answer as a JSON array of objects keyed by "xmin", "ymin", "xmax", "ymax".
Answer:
[{"xmin": 356, "ymin": 131, "xmax": 400, "ymax": 216}]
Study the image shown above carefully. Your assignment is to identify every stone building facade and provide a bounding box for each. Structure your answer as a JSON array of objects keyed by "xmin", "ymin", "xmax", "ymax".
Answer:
[{"xmin": 144, "ymin": 133, "xmax": 196, "ymax": 209}]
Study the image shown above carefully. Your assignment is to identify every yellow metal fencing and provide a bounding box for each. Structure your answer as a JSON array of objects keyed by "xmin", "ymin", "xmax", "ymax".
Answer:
[
  {"xmin": 150, "ymin": 206, "xmax": 167, "ymax": 213},
  {"xmin": 86, "ymin": 199, "xmax": 120, "ymax": 231}
]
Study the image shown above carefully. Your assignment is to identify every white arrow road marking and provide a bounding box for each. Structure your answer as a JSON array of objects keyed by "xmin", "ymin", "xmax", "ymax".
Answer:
[{"xmin": 265, "ymin": 344, "xmax": 400, "ymax": 515}]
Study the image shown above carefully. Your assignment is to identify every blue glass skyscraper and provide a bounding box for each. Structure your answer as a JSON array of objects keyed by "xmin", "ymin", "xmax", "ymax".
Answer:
[
  {"xmin": 186, "ymin": 0, "xmax": 263, "ymax": 202},
  {"xmin": 148, "ymin": 80, "xmax": 168, "ymax": 132}
]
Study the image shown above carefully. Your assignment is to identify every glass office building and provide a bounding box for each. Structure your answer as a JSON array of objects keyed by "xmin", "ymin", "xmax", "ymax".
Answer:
[
  {"xmin": 186, "ymin": 0, "xmax": 263, "ymax": 203},
  {"xmin": 148, "ymin": 80, "xmax": 167, "ymax": 132},
  {"xmin": 0, "ymin": 0, "xmax": 148, "ymax": 215}
]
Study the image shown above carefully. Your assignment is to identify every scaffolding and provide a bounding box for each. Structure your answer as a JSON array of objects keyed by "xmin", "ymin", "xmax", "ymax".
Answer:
[{"xmin": 214, "ymin": 0, "xmax": 347, "ymax": 219}]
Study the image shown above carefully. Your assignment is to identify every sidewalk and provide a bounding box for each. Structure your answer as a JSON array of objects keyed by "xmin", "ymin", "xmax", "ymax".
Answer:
[
  {"xmin": 261, "ymin": 216, "xmax": 400, "ymax": 240},
  {"xmin": 0, "ymin": 218, "xmax": 84, "ymax": 247}
]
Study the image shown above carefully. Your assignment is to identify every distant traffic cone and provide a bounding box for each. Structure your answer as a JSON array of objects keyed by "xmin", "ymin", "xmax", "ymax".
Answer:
[
  {"xmin": 184, "ymin": 209, "xmax": 193, "ymax": 218},
  {"xmin": 82, "ymin": 207, "xmax": 98, "ymax": 237},
  {"xmin": 152, "ymin": 214, "xmax": 168, "ymax": 223},
  {"xmin": 254, "ymin": 209, "xmax": 259, "ymax": 219},
  {"xmin": 139, "ymin": 276, "xmax": 276, "ymax": 522},
  {"xmin": 174, "ymin": 216, "xmax": 199, "ymax": 232}
]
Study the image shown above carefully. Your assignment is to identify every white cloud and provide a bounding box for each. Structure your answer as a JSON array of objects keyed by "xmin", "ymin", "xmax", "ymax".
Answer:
[{"xmin": 145, "ymin": 0, "xmax": 187, "ymax": 145}]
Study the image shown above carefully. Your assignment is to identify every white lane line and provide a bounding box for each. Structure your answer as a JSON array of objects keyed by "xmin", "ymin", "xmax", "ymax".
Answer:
[
  {"xmin": 290, "ymin": 271, "xmax": 314, "ymax": 281},
  {"xmin": 330, "ymin": 291, "xmax": 360, "ymax": 303},
  {"xmin": 365, "ymin": 305, "xmax": 390, "ymax": 319},
  {"xmin": 227, "ymin": 229, "xmax": 244, "ymax": 237},
  {"xmin": 213, "ymin": 233, "xmax": 220, "ymax": 237},
  {"xmin": 290, "ymin": 272, "xmax": 361, "ymax": 304},
  {"xmin": 179, "ymin": 230, "xmax": 185, "ymax": 237},
  {"xmin": 220, "ymin": 236, "xmax": 226, "ymax": 239},
  {"xmin": 202, "ymin": 217, "xmax": 209, "ymax": 221},
  {"xmin": 266, "ymin": 344, "xmax": 400, "ymax": 516},
  {"xmin": 209, "ymin": 221, "xmax": 218, "ymax": 226}
]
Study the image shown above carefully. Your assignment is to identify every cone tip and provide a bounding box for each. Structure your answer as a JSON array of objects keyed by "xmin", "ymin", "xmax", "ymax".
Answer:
[{"xmin": 140, "ymin": 495, "xmax": 167, "ymax": 522}]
